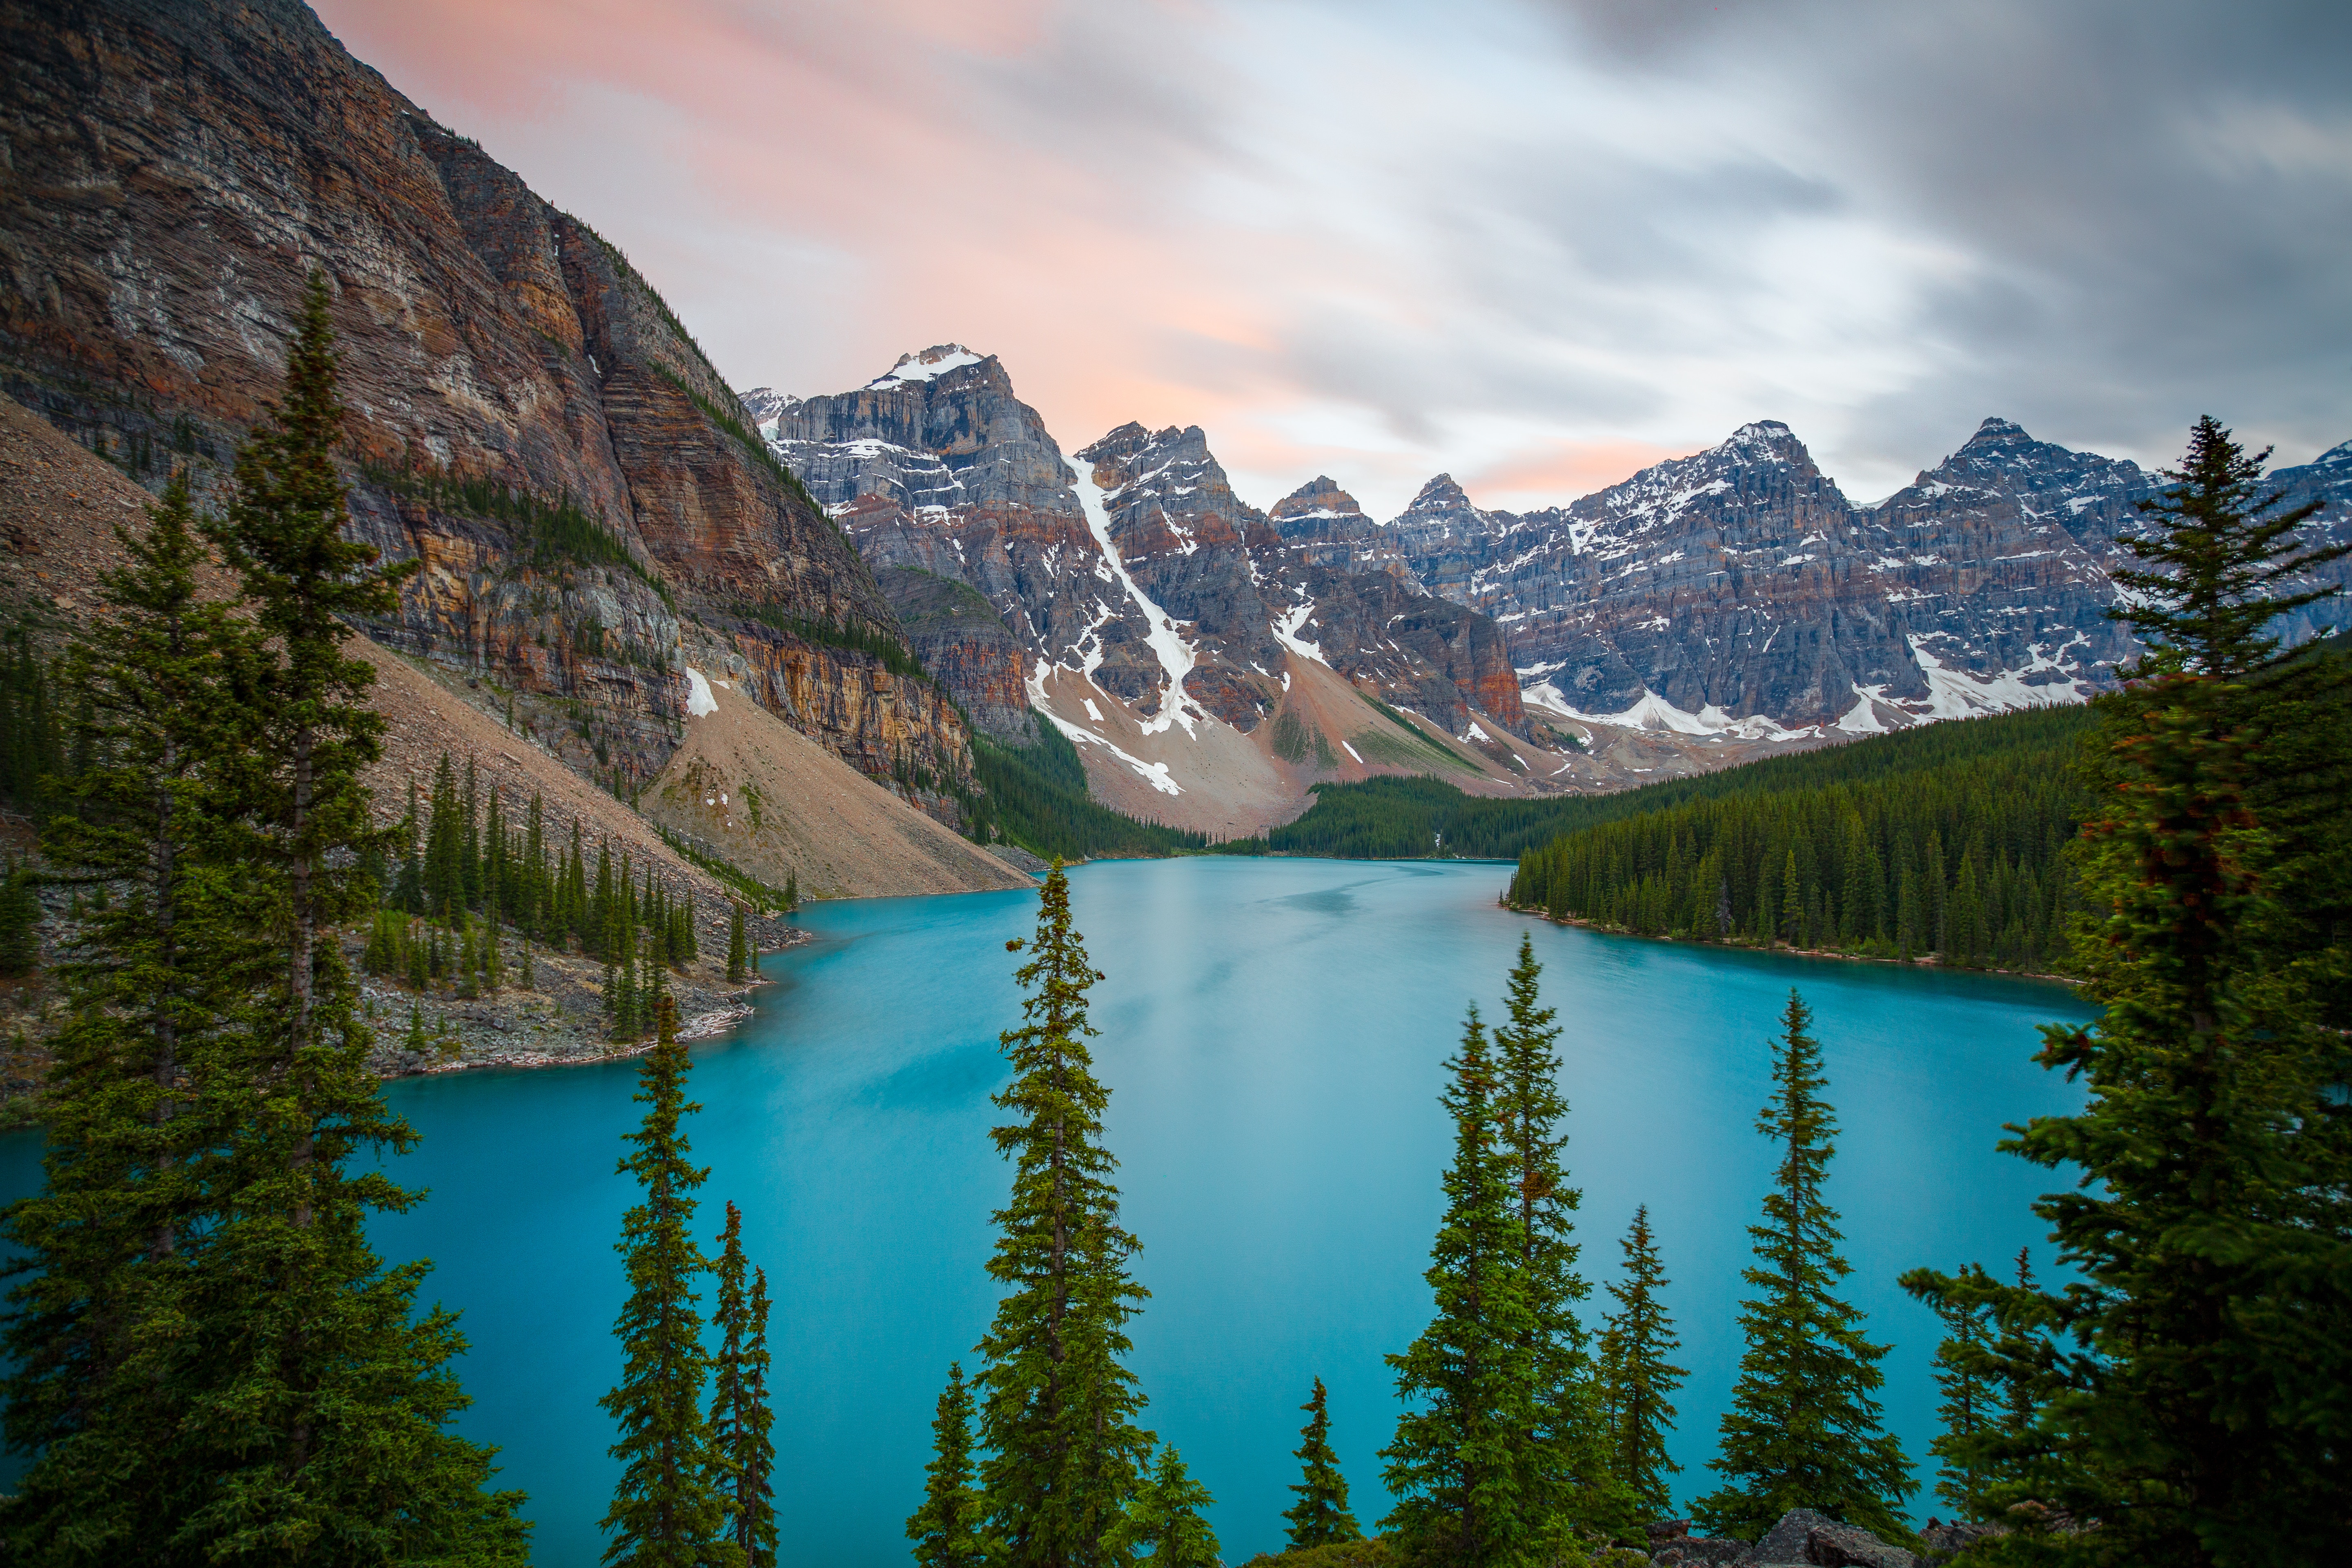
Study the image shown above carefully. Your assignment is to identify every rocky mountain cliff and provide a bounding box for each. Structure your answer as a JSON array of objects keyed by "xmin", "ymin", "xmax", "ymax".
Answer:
[
  {"xmin": 1389, "ymin": 418, "xmax": 2352, "ymax": 733},
  {"xmin": 748, "ymin": 349, "xmax": 1541, "ymax": 831},
  {"xmin": 0, "ymin": 0, "xmax": 978, "ymax": 833}
]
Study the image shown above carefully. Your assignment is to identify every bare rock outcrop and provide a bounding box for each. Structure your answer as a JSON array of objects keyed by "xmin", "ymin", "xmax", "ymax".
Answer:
[
  {"xmin": 752, "ymin": 353, "xmax": 1529, "ymax": 749},
  {"xmin": 0, "ymin": 0, "xmax": 974, "ymax": 814}
]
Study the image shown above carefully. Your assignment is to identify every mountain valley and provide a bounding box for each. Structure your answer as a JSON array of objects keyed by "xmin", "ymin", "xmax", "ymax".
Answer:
[{"xmin": 4, "ymin": 0, "xmax": 2348, "ymax": 864}]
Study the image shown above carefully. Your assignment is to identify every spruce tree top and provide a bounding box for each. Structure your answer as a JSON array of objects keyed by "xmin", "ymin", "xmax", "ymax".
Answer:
[
  {"xmin": 1284, "ymin": 1375, "xmax": 1361, "ymax": 1548},
  {"xmin": 2113, "ymin": 414, "xmax": 2346, "ymax": 679},
  {"xmin": 214, "ymin": 270, "xmax": 416, "ymax": 680}
]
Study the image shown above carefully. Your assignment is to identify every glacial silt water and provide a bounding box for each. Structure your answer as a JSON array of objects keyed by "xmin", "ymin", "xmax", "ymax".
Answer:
[{"xmin": 0, "ymin": 857, "xmax": 2094, "ymax": 1563}]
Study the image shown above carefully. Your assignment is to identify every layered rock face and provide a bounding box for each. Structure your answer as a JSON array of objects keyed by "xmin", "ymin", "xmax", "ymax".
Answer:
[
  {"xmin": 1075, "ymin": 421, "xmax": 1285, "ymax": 727},
  {"xmin": 753, "ymin": 356, "xmax": 1527, "ymax": 742},
  {"xmin": 871, "ymin": 565, "xmax": 1033, "ymax": 740},
  {"xmin": 0, "ymin": 0, "xmax": 972, "ymax": 809},
  {"xmin": 1391, "ymin": 418, "xmax": 2352, "ymax": 731},
  {"xmin": 752, "ymin": 348, "xmax": 1163, "ymax": 736},
  {"xmin": 1266, "ymin": 475, "xmax": 1413, "ymax": 572}
]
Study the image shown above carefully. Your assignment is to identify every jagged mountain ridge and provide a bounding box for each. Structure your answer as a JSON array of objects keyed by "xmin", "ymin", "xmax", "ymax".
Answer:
[
  {"xmin": 752, "ymin": 349, "xmax": 1526, "ymax": 744},
  {"xmin": 1390, "ymin": 417, "xmax": 2352, "ymax": 732},
  {"xmin": 749, "ymin": 348, "xmax": 1547, "ymax": 833},
  {"xmin": 0, "ymin": 0, "xmax": 996, "ymax": 857}
]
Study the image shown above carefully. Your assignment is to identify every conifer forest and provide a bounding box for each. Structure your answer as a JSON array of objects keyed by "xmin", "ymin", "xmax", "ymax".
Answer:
[{"xmin": 0, "ymin": 278, "xmax": 2345, "ymax": 1568}]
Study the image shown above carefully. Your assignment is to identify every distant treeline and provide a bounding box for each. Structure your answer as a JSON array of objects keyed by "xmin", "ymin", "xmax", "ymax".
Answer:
[
  {"xmin": 1506, "ymin": 707, "xmax": 2093, "ymax": 971},
  {"xmin": 1221, "ymin": 704, "xmax": 2101, "ymax": 869},
  {"xmin": 968, "ymin": 717, "xmax": 1206, "ymax": 862},
  {"xmin": 0, "ymin": 627, "xmax": 64, "ymax": 823}
]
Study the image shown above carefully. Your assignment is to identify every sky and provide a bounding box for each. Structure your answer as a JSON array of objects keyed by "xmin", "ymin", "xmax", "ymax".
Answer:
[{"xmin": 314, "ymin": 0, "xmax": 2352, "ymax": 517}]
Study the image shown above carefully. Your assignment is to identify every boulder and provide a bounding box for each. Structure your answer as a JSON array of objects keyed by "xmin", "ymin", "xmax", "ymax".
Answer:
[
  {"xmin": 1730, "ymin": 1510, "xmax": 1915, "ymax": 1568},
  {"xmin": 1916, "ymin": 1520, "xmax": 2003, "ymax": 1563},
  {"xmin": 1803, "ymin": 1518, "xmax": 1917, "ymax": 1568},
  {"xmin": 1741, "ymin": 1508, "xmax": 1840, "ymax": 1564}
]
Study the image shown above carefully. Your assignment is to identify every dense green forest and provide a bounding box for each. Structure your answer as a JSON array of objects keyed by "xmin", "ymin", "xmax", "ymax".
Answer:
[
  {"xmin": 966, "ymin": 715, "xmax": 1207, "ymax": 861},
  {"xmin": 1506, "ymin": 706, "xmax": 2098, "ymax": 971},
  {"xmin": 1223, "ymin": 703, "xmax": 2098, "ymax": 867}
]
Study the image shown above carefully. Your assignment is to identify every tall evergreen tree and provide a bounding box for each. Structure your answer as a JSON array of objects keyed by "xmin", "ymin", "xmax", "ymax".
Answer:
[
  {"xmin": 909, "ymin": 1365, "xmax": 988, "ymax": 1568},
  {"xmin": 1922, "ymin": 1265, "xmax": 1995, "ymax": 1515},
  {"xmin": 1382, "ymin": 1005, "xmax": 1539, "ymax": 1568},
  {"xmin": 1597, "ymin": 1205, "xmax": 1685, "ymax": 1521},
  {"xmin": 709, "ymin": 1201, "xmax": 776, "ymax": 1568},
  {"xmin": 1105, "ymin": 1446, "xmax": 1219, "ymax": 1568},
  {"xmin": 1693, "ymin": 991, "xmax": 1913, "ymax": 1541},
  {"xmin": 176, "ymin": 272, "xmax": 526, "ymax": 1561},
  {"xmin": 1283, "ymin": 1376, "xmax": 1361, "ymax": 1548},
  {"xmin": 1903, "ymin": 418, "xmax": 2352, "ymax": 1566},
  {"xmin": 973, "ymin": 860, "xmax": 1153, "ymax": 1568},
  {"xmin": 727, "ymin": 902, "xmax": 748, "ymax": 984},
  {"xmin": 0, "ymin": 471, "xmax": 278, "ymax": 1559},
  {"xmin": 601, "ymin": 994, "xmax": 732, "ymax": 1566},
  {"xmin": 1490, "ymin": 934, "xmax": 1623, "ymax": 1541}
]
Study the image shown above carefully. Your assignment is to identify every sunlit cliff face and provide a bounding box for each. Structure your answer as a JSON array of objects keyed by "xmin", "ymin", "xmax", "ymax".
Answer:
[{"xmin": 321, "ymin": 0, "xmax": 2348, "ymax": 519}]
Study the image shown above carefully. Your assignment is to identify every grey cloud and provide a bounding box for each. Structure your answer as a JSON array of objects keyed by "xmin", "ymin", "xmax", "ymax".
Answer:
[{"xmin": 1526, "ymin": 0, "xmax": 2352, "ymax": 472}]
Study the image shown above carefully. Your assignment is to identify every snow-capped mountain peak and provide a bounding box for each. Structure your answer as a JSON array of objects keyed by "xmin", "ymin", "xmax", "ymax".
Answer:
[{"xmin": 866, "ymin": 344, "xmax": 985, "ymax": 389}]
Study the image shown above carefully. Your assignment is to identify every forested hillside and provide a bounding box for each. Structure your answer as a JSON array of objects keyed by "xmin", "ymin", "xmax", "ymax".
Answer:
[
  {"xmin": 967, "ymin": 719, "xmax": 1207, "ymax": 862},
  {"xmin": 1506, "ymin": 709, "xmax": 2094, "ymax": 971},
  {"xmin": 1236, "ymin": 704, "xmax": 2096, "ymax": 866}
]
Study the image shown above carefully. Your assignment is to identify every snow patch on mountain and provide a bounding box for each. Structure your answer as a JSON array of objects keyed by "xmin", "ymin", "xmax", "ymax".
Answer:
[
  {"xmin": 1062, "ymin": 451, "xmax": 1204, "ymax": 736},
  {"xmin": 1525, "ymin": 680, "xmax": 1814, "ymax": 741},
  {"xmin": 1905, "ymin": 634, "xmax": 2094, "ymax": 719},
  {"xmin": 1023, "ymin": 664, "xmax": 1183, "ymax": 795},
  {"xmin": 1271, "ymin": 598, "xmax": 1327, "ymax": 666},
  {"xmin": 866, "ymin": 345, "xmax": 983, "ymax": 389}
]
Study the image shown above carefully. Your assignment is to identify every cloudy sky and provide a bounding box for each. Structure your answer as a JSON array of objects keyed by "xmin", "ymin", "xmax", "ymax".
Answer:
[{"xmin": 316, "ymin": 0, "xmax": 2349, "ymax": 517}]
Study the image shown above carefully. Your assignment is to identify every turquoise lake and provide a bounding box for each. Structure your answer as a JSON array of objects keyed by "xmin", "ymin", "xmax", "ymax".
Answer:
[{"xmin": 0, "ymin": 857, "xmax": 2096, "ymax": 1563}]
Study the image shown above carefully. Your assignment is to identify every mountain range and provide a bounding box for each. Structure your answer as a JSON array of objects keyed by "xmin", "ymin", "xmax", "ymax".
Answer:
[
  {"xmin": 745, "ymin": 353, "xmax": 2352, "ymax": 821},
  {"xmin": 4, "ymin": 0, "xmax": 2346, "ymax": 857},
  {"xmin": 1388, "ymin": 418, "xmax": 2352, "ymax": 734}
]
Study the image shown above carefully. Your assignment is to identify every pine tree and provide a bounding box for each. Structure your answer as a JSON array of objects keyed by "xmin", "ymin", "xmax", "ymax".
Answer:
[
  {"xmin": 1381, "ymin": 1004, "xmax": 1539, "ymax": 1568},
  {"xmin": 1692, "ymin": 991, "xmax": 1913, "ymax": 1541},
  {"xmin": 727, "ymin": 902, "xmax": 748, "ymax": 984},
  {"xmin": 973, "ymin": 859, "xmax": 1154, "ymax": 1568},
  {"xmin": 1490, "ymin": 933, "xmax": 1623, "ymax": 1541},
  {"xmin": 601, "ymin": 996, "xmax": 734, "ymax": 1566},
  {"xmin": 1106, "ymin": 1446, "xmax": 1219, "ymax": 1568},
  {"xmin": 709, "ymin": 1200, "xmax": 777, "ymax": 1568},
  {"xmin": 0, "ymin": 469, "xmax": 278, "ymax": 1558},
  {"xmin": 909, "ymin": 1364, "xmax": 988, "ymax": 1568},
  {"xmin": 1599, "ymin": 1205, "xmax": 1686, "ymax": 1521},
  {"xmin": 1922, "ymin": 1264, "xmax": 1994, "ymax": 1514},
  {"xmin": 1283, "ymin": 1376, "xmax": 1361, "ymax": 1548},
  {"xmin": 1902, "ymin": 419, "xmax": 2352, "ymax": 1565},
  {"xmin": 425, "ymin": 752, "xmax": 463, "ymax": 913},
  {"xmin": 2109, "ymin": 414, "xmax": 2346, "ymax": 681},
  {"xmin": 174, "ymin": 271, "xmax": 528, "ymax": 1560}
]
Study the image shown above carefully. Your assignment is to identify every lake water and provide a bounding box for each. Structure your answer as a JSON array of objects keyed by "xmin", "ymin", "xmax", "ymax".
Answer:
[{"xmin": 0, "ymin": 858, "xmax": 2094, "ymax": 1563}]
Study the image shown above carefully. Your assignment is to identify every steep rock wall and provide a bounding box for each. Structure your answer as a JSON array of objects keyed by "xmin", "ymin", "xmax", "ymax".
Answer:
[{"xmin": 0, "ymin": 0, "xmax": 971, "ymax": 802}]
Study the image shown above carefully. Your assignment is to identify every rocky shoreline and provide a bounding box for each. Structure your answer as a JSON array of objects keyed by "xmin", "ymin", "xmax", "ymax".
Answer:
[{"xmin": 356, "ymin": 916, "xmax": 811, "ymax": 1078}]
